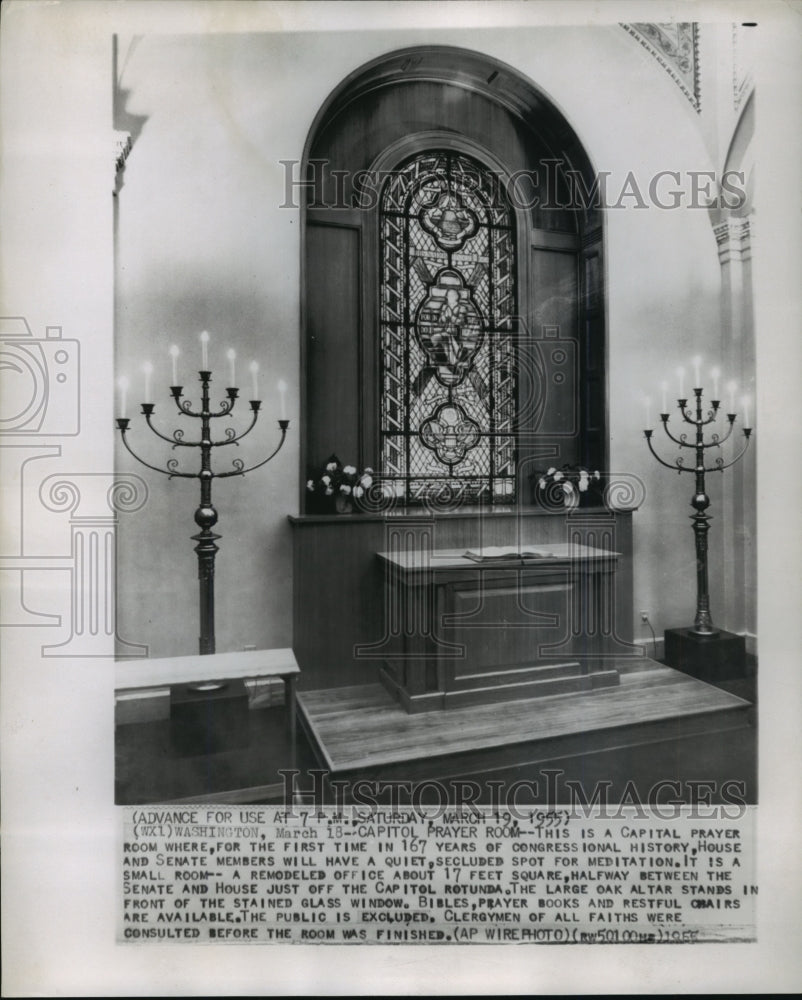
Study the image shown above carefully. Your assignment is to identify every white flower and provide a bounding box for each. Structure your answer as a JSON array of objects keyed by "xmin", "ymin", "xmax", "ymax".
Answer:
[
  {"xmin": 326, "ymin": 462, "xmax": 338, "ymax": 472},
  {"xmin": 579, "ymin": 469, "xmax": 588, "ymax": 479},
  {"xmin": 353, "ymin": 485, "xmax": 364, "ymax": 498},
  {"xmin": 563, "ymin": 482, "xmax": 573, "ymax": 494},
  {"xmin": 553, "ymin": 471, "xmax": 563, "ymax": 482},
  {"xmin": 306, "ymin": 479, "xmax": 315, "ymax": 491},
  {"xmin": 547, "ymin": 467, "xmax": 556, "ymax": 476},
  {"xmin": 594, "ymin": 470, "xmax": 601, "ymax": 480},
  {"xmin": 578, "ymin": 479, "xmax": 588, "ymax": 492},
  {"xmin": 324, "ymin": 487, "xmax": 333, "ymax": 496},
  {"xmin": 340, "ymin": 484, "xmax": 352, "ymax": 495},
  {"xmin": 360, "ymin": 474, "xmax": 373, "ymax": 488},
  {"xmin": 321, "ymin": 474, "xmax": 331, "ymax": 486},
  {"xmin": 538, "ymin": 478, "xmax": 546, "ymax": 490},
  {"xmin": 364, "ymin": 467, "xmax": 374, "ymax": 475},
  {"xmin": 343, "ymin": 465, "xmax": 356, "ymax": 475}
]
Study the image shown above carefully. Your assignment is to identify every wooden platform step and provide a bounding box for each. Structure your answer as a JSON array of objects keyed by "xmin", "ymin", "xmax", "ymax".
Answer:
[{"xmin": 297, "ymin": 659, "xmax": 753, "ymax": 782}]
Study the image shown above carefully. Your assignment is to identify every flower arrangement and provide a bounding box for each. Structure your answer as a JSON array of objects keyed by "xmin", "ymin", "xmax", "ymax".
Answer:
[
  {"xmin": 306, "ymin": 454, "xmax": 374, "ymax": 512},
  {"xmin": 533, "ymin": 464, "xmax": 602, "ymax": 506}
]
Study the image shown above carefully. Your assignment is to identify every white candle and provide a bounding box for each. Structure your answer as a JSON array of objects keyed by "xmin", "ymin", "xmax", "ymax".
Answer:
[
  {"xmin": 643, "ymin": 395, "xmax": 652, "ymax": 430},
  {"xmin": 142, "ymin": 361, "xmax": 153, "ymax": 404},
  {"xmin": 676, "ymin": 366, "xmax": 685, "ymax": 398},
  {"xmin": 117, "ymin": 376, "xmax": 129, "ymax": 418},
  {"xmin": 741, "ymin": 396, "xmax": 750, "ymax": 428},
  {"xmin": 227, "ymin": 348, "xmax": 236, "ymax": 386},
  {"xmin": 711, "ymin": 367, "xmax": 721, "ymax": 399},
  {"xmin": 660, "ymin": 381, "xmax": 668, "ymax": 413},
  {"xmin": 692, "ymin": 355, "xmax": 702, "ymax": 388},
  {"xmin": 727, "ymin": 380, "xmax": 737, "ymax": 412},
  {"xmin": 169, "ymin": 345, "xmax": 179, "ymax": 385},
  {"xmin": 200, "ymin": 330, "xmax": 210, "ymax": 370},
  {"xmin": 278, "ymin": 379, "xmax": 287, "ymax": 419},
  {"xmin": 249, "ymin": 360, "xmax": 259, "ymax": 400}
]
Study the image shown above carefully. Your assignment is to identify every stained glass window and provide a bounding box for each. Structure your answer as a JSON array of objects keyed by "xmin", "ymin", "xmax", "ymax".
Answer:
[{"xmin": 379, "ymin": 150, "xmax": 517, "ymax": 504}]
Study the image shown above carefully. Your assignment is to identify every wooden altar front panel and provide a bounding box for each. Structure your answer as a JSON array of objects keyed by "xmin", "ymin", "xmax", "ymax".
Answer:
[{"xmin": 377, "ymin": 543, "xmax": 623, "ymax": 712}]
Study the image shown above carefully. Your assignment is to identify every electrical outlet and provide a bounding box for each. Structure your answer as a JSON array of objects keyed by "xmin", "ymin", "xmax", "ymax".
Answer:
[{"xmin": 640, "ymin": 610, "xmax": 650, "ymax": 623}]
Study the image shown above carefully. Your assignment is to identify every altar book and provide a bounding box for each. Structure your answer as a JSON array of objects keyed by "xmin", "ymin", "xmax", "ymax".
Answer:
[{"xmin": 463, "ymin": 545, "xmax": 556, "ymax": 562}]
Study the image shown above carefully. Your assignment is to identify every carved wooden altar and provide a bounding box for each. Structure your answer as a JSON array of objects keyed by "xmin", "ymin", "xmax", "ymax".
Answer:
[
  {"xmin": 289, "ymin": 505, "xmax": 638, "ymax": 703},
  {"xmin": 376, "ymin": 542, "xmax": 623, "ymax": 713}
]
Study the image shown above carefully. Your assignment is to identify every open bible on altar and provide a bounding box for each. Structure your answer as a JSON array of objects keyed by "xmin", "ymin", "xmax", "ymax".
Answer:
[{"xmin": 463, "ymin": 545, "xmax": 556, "ymax": 563}]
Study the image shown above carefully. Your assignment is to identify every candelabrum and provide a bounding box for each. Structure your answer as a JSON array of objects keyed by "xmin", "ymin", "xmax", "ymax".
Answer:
[
  {"xmin": 116, "ymin": 370, "xmax": 289, "ymax": 655},
  {"xmin": 644, "ymin": 388, "xmax": 751, "ymax": 637}
]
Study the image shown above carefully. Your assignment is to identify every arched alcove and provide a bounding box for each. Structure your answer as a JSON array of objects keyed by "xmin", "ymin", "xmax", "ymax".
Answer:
[{"xmin": 300, "ymin": 46, "xmax": 607, "ymax": 509}]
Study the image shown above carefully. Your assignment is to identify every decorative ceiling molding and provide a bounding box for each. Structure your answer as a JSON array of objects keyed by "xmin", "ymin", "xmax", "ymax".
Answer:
[
  {"xmin": 621, "ymin": 23, "xmax": 701, "ymax": 112},
  {"xmin": 713, "ymin": 218, "xmax": 751, "ymax": 265},
  {"xmin": 732, "ymin": 24, "xmax": 755, "ymax": 114},
  {"xmin": 114, "ymin": 130, "xmax": 132, "ymax": 196}
]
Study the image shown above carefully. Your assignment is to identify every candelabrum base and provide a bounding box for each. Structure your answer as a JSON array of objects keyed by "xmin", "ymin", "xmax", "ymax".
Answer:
[
  {"xmin": 688, "ymin": 625, "xmax": 720, "ymax": 639},
  {"xmin": 664, "ymin": 627, "xmax": 747, "ymax": 683}
]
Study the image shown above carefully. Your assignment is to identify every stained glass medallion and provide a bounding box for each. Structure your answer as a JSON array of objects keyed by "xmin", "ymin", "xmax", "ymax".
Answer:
[
  {"xmin": 415, "ymin": 268, "xmax": 483, "ymax": 388},
  {"xmin": 420, "ymin": 402, "xmax": 481, "ymax": 465},
  {"xmin": 420, "ymin": 191, "xmax": 479, "ymax": 251},
  {"xmin": 379, "ymin": 151, "xmax": 517, "ymax": 504}
]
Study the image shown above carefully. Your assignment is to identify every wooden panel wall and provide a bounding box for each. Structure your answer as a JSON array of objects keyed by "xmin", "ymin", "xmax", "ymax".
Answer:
[
  {"xmin": 305, "ymin": 222, "xmax": 361, "ymax": 471},
  {"xmin": 581, "ymin": 230, "xmax": 607, "ymax": 472},
  {"xmin": 518, "ymin": 242, "xmax": 581, "ymax": 490}
]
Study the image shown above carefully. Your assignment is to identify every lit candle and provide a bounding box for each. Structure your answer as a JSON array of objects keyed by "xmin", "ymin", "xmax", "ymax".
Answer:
[
  {"xmin": 169, "ymin": 345, "xmax": 179, "ymax": 385},
  {"xmin": 741, "ymin": 396, "xmax": 750, "ymax": 428},
  {"xmin": 142, "ymin": 361, "xmax": 153, "ymax": 404},
  {"xmin": 249, "ymin": 360, "xmax": 259, "ymax": 400},
  {"xmin": 660, "ymin": 381, "xmax": 668, "ymax": 413},
  {"xmin": 278, "ymin": 379, "xmax": 287, "ymax": 419},
  {"xmin": 117, "ymin": 376, "xmax": 129, "ymax": 418},
  {"xmin": 727, "ymin": 380, "xmax": 737, "ymax": 412},
  {"xmin": 676, "ymin": 366, "xmax": 685, "ymax": 398},
  {"xmin": 200, "ymin": 330, "xmax": 210, "ymax": 370},
  {"xmin": 692, "ymin": 355, "xmax": 702, "ymax": 388},
  {"xmin": 643, "ymin": 395, "xmax": 652, "ymax": 430},
  {"xmin": 227, "ymin": 348, "xmax": 236, "ymax": 386},
  {"xmin": 711, "ymin": 367, "xmax": 721, "ymax": 399}
]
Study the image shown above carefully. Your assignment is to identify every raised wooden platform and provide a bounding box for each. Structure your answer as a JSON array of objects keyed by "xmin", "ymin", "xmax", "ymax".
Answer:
[{"xmin": 296, "ymin": 658, "xmax": 754, "ymax": 796}]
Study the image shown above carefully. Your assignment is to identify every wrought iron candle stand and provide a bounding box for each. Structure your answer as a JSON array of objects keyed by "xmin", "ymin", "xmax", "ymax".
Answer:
[
  {"xmin": 644, "ymin": 387, "xmax": 752, "ymax": 677},
  {"xmin": 116, "ymin": 370, "xmax": 289, "ymax": 655}
]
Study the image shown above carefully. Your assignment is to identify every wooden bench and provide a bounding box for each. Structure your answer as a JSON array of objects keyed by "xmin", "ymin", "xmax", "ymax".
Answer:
[{"xmin": 115, "ymin": 648, "xmax": 299, "ymax": 744}]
